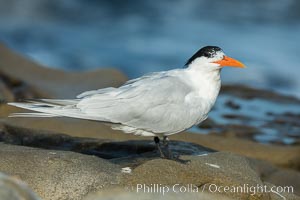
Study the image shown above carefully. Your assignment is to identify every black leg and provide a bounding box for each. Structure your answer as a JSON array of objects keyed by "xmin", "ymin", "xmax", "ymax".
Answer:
[
  {"xmin": 155, "ymin": 136, "xmax": 189, "ymax": 164},
  {"xmin": 162, "ymin": 136, "xmax": 173, "ymax": 159},
  {"xmin": 154, "ymin": 136, "xmax": 165, "ymax": 158},
  {"xmin": 162, "ymin": 136, "xmax": 190, "ymax": 164}
]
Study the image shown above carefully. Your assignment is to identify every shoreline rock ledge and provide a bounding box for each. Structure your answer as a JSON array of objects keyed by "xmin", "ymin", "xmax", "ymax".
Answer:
[
  {"xmin": 0, "ymin": 43, "xmax": 300, "ymax": 200},
  {"xmin": 0, "ymin": 43, "xmax": 127, "ymax": 99}
]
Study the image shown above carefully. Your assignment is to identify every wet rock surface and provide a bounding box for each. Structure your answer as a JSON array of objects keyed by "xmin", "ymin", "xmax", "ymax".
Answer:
[
  {"xmin": 1, "ymin": 116, "xmax": 299, "ymax": 170},
  {"xmin": 0, "ymin": 44, "xmax": 299, "ymax": 200},
  {"xmin": 221, "ymin": 85, "xmax": 300, "ymax": 104},
  {"xmin": 198, "ymin": 91, "xmax": 300, "ymax": 145},
  {"xmin": 0, "ymin": 125, "xmax": 215, "ymax": 166}
]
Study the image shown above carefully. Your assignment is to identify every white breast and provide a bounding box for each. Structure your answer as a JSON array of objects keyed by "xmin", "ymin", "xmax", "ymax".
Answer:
[{"xmin": 181, "ymin": 63, "xmax": 221, "ymax": 125}]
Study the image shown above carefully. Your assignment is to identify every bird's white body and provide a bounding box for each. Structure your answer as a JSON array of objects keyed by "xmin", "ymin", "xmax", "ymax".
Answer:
[
  {"xmin": 8, "ymin": 46, "xmax": 245, "ymax": 139},
  {"xmin": 8, "ymin": 61, "xmax": 221, "ymax": 137}
]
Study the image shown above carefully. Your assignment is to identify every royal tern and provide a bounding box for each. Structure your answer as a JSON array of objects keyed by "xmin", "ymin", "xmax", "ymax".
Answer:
[{"xmin": 8, "ymin": 46, "xmax": 245, "ymax": 159}]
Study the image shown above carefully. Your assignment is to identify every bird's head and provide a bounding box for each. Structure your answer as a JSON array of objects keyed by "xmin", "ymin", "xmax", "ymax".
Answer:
[{"xmin": 185, "ymin": 46, "xmax": 245, "ymax": 70}]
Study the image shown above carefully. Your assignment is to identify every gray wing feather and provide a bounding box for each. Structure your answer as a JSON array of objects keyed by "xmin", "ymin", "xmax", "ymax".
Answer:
[{"xmin": 77, "ymin": 73, "xmax": 194, "ymax": 134}]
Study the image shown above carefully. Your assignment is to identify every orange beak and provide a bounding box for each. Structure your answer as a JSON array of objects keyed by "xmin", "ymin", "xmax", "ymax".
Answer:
[{"xmin": 213, "ymin": 56, "xmax": 246, "ymax": 68}]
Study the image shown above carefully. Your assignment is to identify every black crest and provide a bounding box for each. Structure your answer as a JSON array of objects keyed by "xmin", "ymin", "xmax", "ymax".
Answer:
[{"xmin": 185, "ymin": 46, "xmax": 222, "ymax": 66}]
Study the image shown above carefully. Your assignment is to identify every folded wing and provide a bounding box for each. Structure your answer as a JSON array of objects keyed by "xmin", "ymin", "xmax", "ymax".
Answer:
[
  {"xmin": 77, "ymin": 74, "xmax": 194, "ymax": 134},
  {"xmin": 9, "ymin": 72, "xmax": 197, "ymax": 134}
]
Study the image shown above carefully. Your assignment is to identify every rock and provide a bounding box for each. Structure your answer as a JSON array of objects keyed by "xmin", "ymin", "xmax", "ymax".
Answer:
[
  {"xmin": 0, "ymin": 72, "xmax": 47, "ymax": 101},
  {"xmin": 120, "ymin": 152, "xmax": 300, "ymax": 199},
  {"xmin": 246, "ymin": 159, "xmax": 300, "ymax": 198},
  {"xmin": 85, "ymin": 183, "xmax": 300, "ymax": 200},
  {"xmin": 268, "ymin": 112, "xmax": 300, "ymax": 130},
  {"xmin": 1, "ymin": 117, "xmax": 300, "ymax": 170},
  {"xmin": 0, "ymin": 143, "xmax": 121, "ymax": 200},
  {"xmin": 263, "ymin": 182, "xmax": 299, "ymax": 200},
  {"xmin": 0, "ymin": 43, "xmax": 127, "ymax": 99},
  {"xmin": 84, "ymin": 188, "xmax": 231, "ymax": 200},
  {"xmin": 0, "ymin": 125, "xmax": 300, "ymax": 199},
  {"xmin": 121, "ymin": 152, "xmax": 272, "ymax": 199},
  {"xmin": 205, "ymin": 91, "xmax": 300, "ymax": 145},
  {"xmin": 0, "ymin": 124, "xmax": 214, "ymax": 166},
  {"xmin": 0, "ymin": 40, "xmax": 299, "ymax": 200},
  {"xmin": 264, "ymin": 169, "xmax": 300, "ymax": 196},
  {"xmin": 172, "ymin": 133, "xmax": 300, "ymax": 170},
  {"xmin": 221, "ymin": 85, "xmax": 300, "ymax": 104},
  {"xmin": 197, "ymin": 118, "xmax": 217, "ymax": 129},
  {"xmin": 224, "ymin": 100, "xmax": 240, "ymax": 110},
  {"xmin": 216, "ymin": 124, "xmax": 258, "ymax": 139},
  {"xmin": 0, "ymin": 172, "xmax": 40, "ymax": 200},
  {"xmin": 0, "ymin": 79, "xmax": 14, "ymax": 102},
  {"xmin": 221, "ymin": 114, "xmax": 252, "ymax": 121}
]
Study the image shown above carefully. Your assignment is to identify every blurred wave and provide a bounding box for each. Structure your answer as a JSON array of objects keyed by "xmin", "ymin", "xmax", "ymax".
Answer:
[{"xmin": 0, "ymin": 0, "xmax": 299, "ymax": 97}]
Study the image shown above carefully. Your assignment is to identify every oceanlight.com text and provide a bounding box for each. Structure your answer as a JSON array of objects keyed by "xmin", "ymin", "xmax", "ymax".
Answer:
[{"xmin": 135, "ymin": 183, "xmax": 294, "ymax": 198}]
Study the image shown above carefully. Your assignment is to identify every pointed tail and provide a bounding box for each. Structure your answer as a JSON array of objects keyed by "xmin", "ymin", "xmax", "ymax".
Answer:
[{"xmin": 7, "ymin": 99, "xmax": 78, "ymax": 118}]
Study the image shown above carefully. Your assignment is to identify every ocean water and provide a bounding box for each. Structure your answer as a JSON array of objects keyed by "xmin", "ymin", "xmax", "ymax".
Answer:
[{"xmin": 0, "ymin": 0, "xmax": 299, "ymax": 98}]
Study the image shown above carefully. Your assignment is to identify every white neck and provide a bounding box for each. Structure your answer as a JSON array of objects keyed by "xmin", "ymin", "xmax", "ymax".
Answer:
[{"xmin": 184, "ymin": 61, "xmax": 222, "ymax": 107}]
